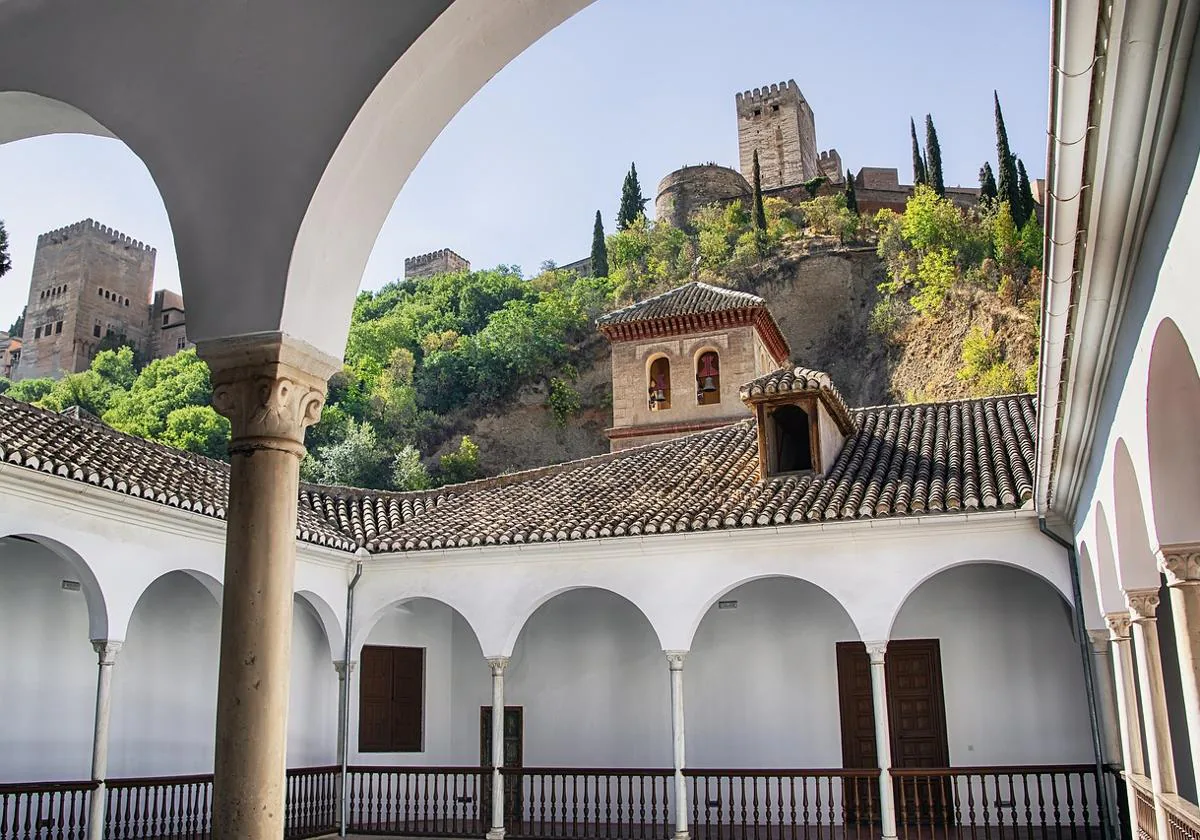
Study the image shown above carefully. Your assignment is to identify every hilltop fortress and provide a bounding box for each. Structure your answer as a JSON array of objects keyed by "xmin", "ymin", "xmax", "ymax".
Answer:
[{"xmin": 655, "ymin": 79, "xmax": 982, "ymax": 230}]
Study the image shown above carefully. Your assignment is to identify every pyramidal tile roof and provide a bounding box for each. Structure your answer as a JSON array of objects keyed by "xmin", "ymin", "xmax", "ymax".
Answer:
[
  {"xmin": 596, "ymin": 281, "xmax": 766, "ymax": 326},
  {"xmin": 0, "ymin": 391, "xmax": 1036, "ymax": 556},
  {"xmin": 740, "ymin": 365, "xmax": 855, "ymax": 431}
]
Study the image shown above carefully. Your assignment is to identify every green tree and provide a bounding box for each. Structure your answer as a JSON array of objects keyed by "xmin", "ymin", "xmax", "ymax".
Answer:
[
  {"xmin": 617, "ymin": 162, "xmax": 647, "ymax": 231},
  {"xmin": 159, "ymin": 405, "xmax": 231, "ymax": 459},
  {"xmin": 102, "ymin": 349, "xmax": 212, "ymax": 439},
  {"xmin": 590, "ymin": 210, "xmax": 609, "ymax": 278},
  {"xmin": 925, "ymin": 114, "xmax": 945, "ymax": 197},
  {"xmin": 1019, "ymin": 215, "xmax": 1043, "ymax": 268},
  {"xmin": 994, "ymin": 92, "xmax": 1022, "ymax": 226},
  {"xmin": 6, "ymin": 377, "xmax": 54, "ymax": 403},
  {"xmin": 979, "ymin": 162, "xmax": 998, "ymax": 200},
  {"xmin": 910, "ymin": 118, "xmax": 927, "ymax": 186},
  {"xmin": 752, "ymin": 150, "xmax": 768, "ymax": 232},
  {"xmin": 0, "ymin": 377, "xmax": 9, "ymax": 395},
  {"xmin": 303, "ymin": 419, "xmax": 390, "ymax": 488},
  {"xmin": 438, "ymin": 435, "xmax": 481, "ymax": 485},
  {"xmin": 548, "ymin": 374, "xmax": 581, "ymax": 427},
  {"xmin": 0, "ymin": 220, "xmax": 11, "ymax": 281},
  {"xmin": 8, "ymin": 308, "xmax": 24, "ymax": 338},
  {"xmin": 844, "ymin": 169, "xmax": 859, "ymax": 215},
  {"xmin": 391, "ymin": 445, "xmax": 431, "ymax": 491},
  {"xmin": 1016, "ymin": 158, "xmax": 1035, "ymax": 226}
]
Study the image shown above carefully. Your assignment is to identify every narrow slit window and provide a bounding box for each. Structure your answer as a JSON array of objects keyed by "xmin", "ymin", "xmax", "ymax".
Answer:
[{"xmin": 648, "ymin": 357, "xmax": 672, "ymax": 410}]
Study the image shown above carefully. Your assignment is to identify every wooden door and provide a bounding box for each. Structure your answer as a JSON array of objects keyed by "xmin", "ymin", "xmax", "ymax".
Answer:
[
  {"xmin": 836, "ymin": 640, "xmax": 950, "ymax": 824},
  {"xmin": 836, "ymin": 642, "xmax": 881, "ymax": 821},
  {"xmin": 481, "ymin": 707, "xmax": 523, "ymax": 825}
]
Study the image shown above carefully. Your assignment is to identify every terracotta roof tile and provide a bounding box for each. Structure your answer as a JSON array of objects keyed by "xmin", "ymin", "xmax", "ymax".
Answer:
[
  {"xmin": 739, "ymin": 364, "xmax": 855, "ymax": 431},
  {"xmin": 596, "ymin": 281, "xmax": 766, "ymax": 326},
  {"xmin": 0, "ymin": 392, "xmax": 1037, "ymax": 555}
]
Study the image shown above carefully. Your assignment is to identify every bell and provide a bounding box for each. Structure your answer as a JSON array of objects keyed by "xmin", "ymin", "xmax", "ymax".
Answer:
[
  {"xmin": 653, "ymin": 388, "xmax": 667, "ymax": 402},
  {"xmin": 701, "ymin": 375, "xmax": 717, "ymax": 392}
]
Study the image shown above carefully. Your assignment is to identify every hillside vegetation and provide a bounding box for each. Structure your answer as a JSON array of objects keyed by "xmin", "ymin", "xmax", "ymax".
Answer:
[{"xmin": 0, "ymin": 186, "xmax": 1042, "ymax": 486}]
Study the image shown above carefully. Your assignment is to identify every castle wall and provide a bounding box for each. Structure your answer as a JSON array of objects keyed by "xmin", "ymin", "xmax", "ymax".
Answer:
[
  {"xmin": 736, "ymin": 81, "xmax": 819, "ymax": 190},
  {"xmin": 149, "ymin": 289, "xmax": 190, "ymax": 360},
  {"xmin": 16, "ymin": 220, "xmax": 155, "ymax": 380},
  {"xmin": 404, "ymin": 248, "xmax": 470, "ymax": 280},
  {"xmin": 655, "ymin": 165, "xmax": 751, "ymax": 230}
]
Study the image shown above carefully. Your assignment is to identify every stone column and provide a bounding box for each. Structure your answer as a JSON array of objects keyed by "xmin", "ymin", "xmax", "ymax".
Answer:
[
  {"xmin": 486, "ymin": 657, "xmax": 509, "ymax": 840},
  {"xmin": 1106, "ymin": 613, "xmax": 1142, "ymax": 840},
  {"xmin": 666, "ymin": 652, "xmax": 689, "ymax": 840},
  {"xmin": 1158, "ymin": 546, "xmax": 1200, "ymax": 765},
  {"xmin": 201, "ymin": 335, "xmax": 334, "ymax": 840},
  {"xmin": 866, "ymin": 642, "xmax": 897, "ymax": 840},
  {"xmin": 1088, "ymin": 630, "xmax": 1123, "ymax": 764},
  {"xmin": 88, "ymin": 640, "xmax": 122, "ymax": 840},
  {"xmin": 1127, "ymin": 589, "xmax": 1176, "ymax": 840}
]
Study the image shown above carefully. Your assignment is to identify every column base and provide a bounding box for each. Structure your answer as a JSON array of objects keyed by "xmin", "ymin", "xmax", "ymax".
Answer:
[
  {"xmin": 672, "ymin": 831, "xmax": 690, "ymax": 840},
  {"xmin": 486, "ymin": 828, "xmax": 506, "ymax": 840}
]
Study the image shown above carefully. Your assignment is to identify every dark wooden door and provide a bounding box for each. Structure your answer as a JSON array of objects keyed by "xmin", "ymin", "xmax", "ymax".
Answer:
[
  {"xmin": 836, "ymin": 640, "xmax": 950, "ymax": 824},
  {"xmin": 481, "ymin": 706, "xmax": 523, "ymax": 825},
  {"xmin": 836, "ymin": 642, "xmax": 882, "ymax": 821}
]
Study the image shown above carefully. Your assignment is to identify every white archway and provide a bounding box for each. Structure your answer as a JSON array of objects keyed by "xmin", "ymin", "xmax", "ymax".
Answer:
[
  {"xmin": 4, "ymin": 533, "xmax": 109, "ymax": 640},
  {"xmin": 1145, "ymin": 317, "xmax": 1200, "ymax": 548},
  {"xmin": 1089, "ymin": 503, "xmax": 1128, "ymax": 614},
  {"xmin": 1112, "ymin": 439, "xmax": 1160, "ymax": 590}
]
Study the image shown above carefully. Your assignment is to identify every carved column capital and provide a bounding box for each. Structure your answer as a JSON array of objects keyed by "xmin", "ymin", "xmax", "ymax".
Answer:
[
  {"xmin": 1157, "ymin": 544, "xmax": 1200, "ymax": 587},
  {"xmin": 1125, "ymin": 588, "xmax": 1161, "ymax": 623},
  {"xmin": 198, "ymin": 333, "xmax": 339, "ymax": 457},
  {"xmin": 1105, "ymin": 611, "xmax": 1133, "ymax": 640},
  {"xmin": 92, "ymin": 639, "xmax": 123, "ymax": 665},
  {"xmin": 1087, "ymin": 629, "xmax": 1112, "ymax": 654},
  {"xmin": 864, "ymin": 641, "xmax": 888, "ymax": 665},
  {"xmin": 333, "ymin": 660, "xmax": 356, "ymax": 678},
  {"xmin": 665, "ymin": 651, "xmax": 687, "ymax": 671},
  {"xmin": 487, "ymin": 656, "xmax": 510, "ymax": 676}
]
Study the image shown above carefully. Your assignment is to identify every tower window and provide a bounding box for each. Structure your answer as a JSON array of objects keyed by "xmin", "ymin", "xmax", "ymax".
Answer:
[
  {"xmin": 98, "ymin": 288, "xmax": 103, "ymax": 297},
  {"xmin": 753, "ymin": 108, "xmax": 762, "ymax": 117},
  {"xmin": 163, "ymin": 313, "xmax": 170, "ymax": 326},
  {"xmin": 55, "ymin": 321, "xmax": 63, "ymax": 335},
  {"xmin": 125, "ymin": 299, "xmax": 130, "ymax": 307},
  {"xmin": 696, "ymin": 351, "xmax": 721, "ymax": 405},
  {"xmin": 34, "ymin": 326, "xmax": 41, "ymax": 339},
  {"xmin": 770, "ymin": 404, "xmax": 813, "ymax": 473},
  {"xmin": 93, "ymin": 322, "xmax": 101, "ymax": 338},
  {"xmin": 772, "ymin": 104, "xmax": 780, "ymax": 112},
  {"xmin": 648, "ymin": 357, "xmax": 672, "ymax": 411}
]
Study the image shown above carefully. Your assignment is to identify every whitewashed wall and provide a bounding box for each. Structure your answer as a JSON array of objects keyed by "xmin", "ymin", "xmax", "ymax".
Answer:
[
  {"xmin": 0, "ymin": 538, "xmax": 97, "ymax": 782},
  {"xmin": 892, "ymin": 564, "xmax": 1093, "ymax": 766}
]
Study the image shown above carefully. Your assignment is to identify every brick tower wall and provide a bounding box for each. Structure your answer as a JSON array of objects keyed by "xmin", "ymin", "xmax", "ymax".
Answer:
[
  {"xmin": 16, "ymin": 219, "xmax": 155, "ymax": 380},
  {"xmin": 404, "ymin": 248, "xmax": 470, "ymax": 280},
  {"xmin": 736, "ymin": 80, "xmax": 820, "ymax": 190}
]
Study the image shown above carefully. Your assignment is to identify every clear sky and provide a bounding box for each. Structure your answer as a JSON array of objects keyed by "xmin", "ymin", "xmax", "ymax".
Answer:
[{"xmin": 0, "ymin": 0, "xmax": 1050, "ymax": 330}]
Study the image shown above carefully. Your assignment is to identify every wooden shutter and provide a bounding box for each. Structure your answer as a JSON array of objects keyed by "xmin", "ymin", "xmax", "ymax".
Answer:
[{"xmin": 358, "ymin": 645, "xmax": 425, "ymax": 752}]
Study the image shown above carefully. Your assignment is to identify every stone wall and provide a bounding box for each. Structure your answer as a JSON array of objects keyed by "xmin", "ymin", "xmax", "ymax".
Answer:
[
  {"xmin": 736, "ymin": 81, "xmax": 819, "ymax": 190},
  {"xmin": 654, "ymin": 165, "xmax": 751, "ymax": 230},
  {"xmin": 404, "ymin": 248, "xmax": 470, "ymax": 280},
  {"xmin": 17, "ymin": 219, "xmax": 155, "ymax": 380},
  {"xmin": 149, "ymin": 289, "xmax": 190, "ymax": 360}
]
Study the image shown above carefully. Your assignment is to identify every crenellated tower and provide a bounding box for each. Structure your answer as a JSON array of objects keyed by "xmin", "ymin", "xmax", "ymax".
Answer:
[{"xmin": 736, "ymin": 80, "xmax": 821, "ymax": 189}]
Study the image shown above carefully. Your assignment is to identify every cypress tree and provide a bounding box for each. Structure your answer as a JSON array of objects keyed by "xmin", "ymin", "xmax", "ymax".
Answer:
[
  {"xmin": 994, "ymin": 92, "xmax": 1022, "ymax": 222},
  {"xmin": 617, "ymin": 162, "xmax": 647, "ymax": 231},
  {"xmin": 910, "ymin": 118, "xmax": 927, "ymax": 186},
  {"xmin": 979, "ymin": 162, "xmax": 998, "ymax": 200},
  {"xmin": 752, "ymin": 150, "xmax": 768, "ymax": 232},
  {"xmin": 844, "ymin": 169, "xmax": 859, "ymax": 215},
  {"xmin": 925, "ymin": 114, "xmax": 945, "ymax": 197},
  {"xmin": 1016, "ymin": 157, "xmax": 1035, "ymax": 226},
  {"xmin": 590, "ymin": 210, "xmax": 609, "ymax": 278}
]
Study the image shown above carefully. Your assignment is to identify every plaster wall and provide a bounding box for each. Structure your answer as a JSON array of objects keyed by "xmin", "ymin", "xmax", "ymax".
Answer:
[
  {"xmin": 815, "ymin": 400, "xmax": 844, "ymax": 473},
  {"xmin": 891, "ymin": 564, "xmax": 1093, "ymax": 766},
  {"xmin": 0, "ymin": 539, "xmax": 97, "ymax": 782}
]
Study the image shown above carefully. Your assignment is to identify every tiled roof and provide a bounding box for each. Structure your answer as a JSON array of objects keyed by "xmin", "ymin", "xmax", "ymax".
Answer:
[
  {"xmin": 0, "ymin": 392, "xmax": 1036, "ymax": 555},
  {"xmin": 596, "ymin": 282, "xmax": 766, "ymax": 326},
  {"xmin": 740, "ymin": 365, "xmax": 855, "ymax": 432}
]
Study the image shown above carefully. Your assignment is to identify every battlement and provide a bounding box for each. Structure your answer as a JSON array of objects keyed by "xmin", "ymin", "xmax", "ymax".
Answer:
[
  {"xmin": 37, "ymin": 218, "xmax": 156, "ymax": 254},
  {"xmin": 404, "ymin": 248, "xmax": 468, "ymax": 270},
  {"xmin": 735, "ymin": 80, "xmax": 802, "ymax": 114},
  {"xmin": 404, "ymin": 248, "xmax": 470, "ymax": 279}
]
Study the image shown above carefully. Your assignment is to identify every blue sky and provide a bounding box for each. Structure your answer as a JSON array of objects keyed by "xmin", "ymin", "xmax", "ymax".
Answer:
[{"xmin": 0, "ymin": 0, "xmax": 1050, "ymax": 330}]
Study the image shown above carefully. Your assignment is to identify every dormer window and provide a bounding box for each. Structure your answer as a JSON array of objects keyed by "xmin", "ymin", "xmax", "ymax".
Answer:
[
  {"xmin": 770, "ymin": 404, "xmax": 812, "ymax": 472},
  {"xmin": 648, "ymin": 357, "xmax": 671, "ymax": 410},
  {"xmin": 696, "ymin": 351, "xmax": 721, "ymax": 405}
]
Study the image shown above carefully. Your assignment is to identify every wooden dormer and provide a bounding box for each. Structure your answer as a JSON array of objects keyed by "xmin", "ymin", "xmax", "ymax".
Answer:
[{"xmin": 740, "ymin": 365, "xmax": 856, "ymax": 479}]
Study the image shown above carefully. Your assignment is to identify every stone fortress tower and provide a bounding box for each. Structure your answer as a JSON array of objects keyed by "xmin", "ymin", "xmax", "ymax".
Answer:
[
  {"xmin": 404, "ymin": 248, "xmax": 470, "ymax": 280},
  {"xmin": 736, "ymin": 80, "xmax": 825, "ymax": 189},
  {"xmin": 17, "ymin": 219, "xmax": 157, "ymax": 380}
]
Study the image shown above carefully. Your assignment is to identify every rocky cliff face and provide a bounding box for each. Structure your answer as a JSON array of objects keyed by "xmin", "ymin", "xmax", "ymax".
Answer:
[{"xmin": 436, "ymin": 244, "xmax": 893, "ymax": 476}]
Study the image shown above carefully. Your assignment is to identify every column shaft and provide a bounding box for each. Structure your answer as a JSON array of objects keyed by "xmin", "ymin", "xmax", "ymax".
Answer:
[
  {"xmin": 1088, "ymin": 631, "xmax": 1122, "ymax": 764},
  {"xmin": 1127, "ymin": 590, "xmax": 1175, "ymax": 840},
  {"xmin": 866, "ymin": 643, "xmax": 897, "ymax": 840},
  {"xmin": 1159, "ymin": 548, "xmax": 1200, "ymax": 766},
  {"xmin": 202, "ymin": 337, "xmax": 332, "ymax": 840},
  {"xmin": 88, "ymin": 641, "xmax": 122, "ymax": 840},
  {"xmin": 487, "ymin": 657, "xmax": 509, "ymax": 840},
  {"xmin": 1107, "ymin": 612, "xmax": 1143, "ymax": 840},
  {"xmin": 667, "ymin": 652, "xmax": 688, "ymax": 840}
]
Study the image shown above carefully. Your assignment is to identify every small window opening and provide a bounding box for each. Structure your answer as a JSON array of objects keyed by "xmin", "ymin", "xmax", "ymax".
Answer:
[
  {"xmin": 97, "ymin": 288, "xmax": 103, "ymax": 297},
  {"xmin": 55, "ymin": 321, "xmax": 63, "ymax": 335},
  {"xmin": 124, "ymin": 298, "xmax": 130, "ymax": 307},
  {"xmin": 34, "ymin": 326, "xmax": 41, "ymax": 339},
  {"xmin": 648, "ymin": 357, "xmax": 672, "ymax": 411},
  {"xmin": 93, "ymin": 322, "xmax": 101, "ymax": 338},
  {"xmin": 696, "ymin": 351, "xmax": 721, "ymax": 405},
  {"xmin": 163, "ymin": 313, "xmax": 170, "ymax": 326},
  {"xmin": 772, "ymin": 104, "xmax": 780, "ymax": 112},
  {"xmin": 772, "ymin": 404, "xmax": 812, "ymax": 473},
  {"xmin": 753, "ymin": 108, "xmax": 762, "ymax": 117}
]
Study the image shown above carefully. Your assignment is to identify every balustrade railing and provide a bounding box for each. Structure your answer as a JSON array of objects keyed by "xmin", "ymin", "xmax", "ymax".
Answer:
[
  {"xmin": 1130, "ymin": 774, "xmax": 1157, "ymax": 840},
  {"xmin": 346, "ymin": 766, "xmax": 485, "ymax": 836},
  {"xmin": 891, "ymin": 765, "xmax": 1102, "ymax": 840},
  {"xmin": 686, "ymin": 768, "xmax": 881, "ymax": 840},
  {"xmin": 1160, "ymin": 794, "xmax": 1200, "ymax": 840},
  {"xmin": 0, "ymin": 780, "xmax": 96, "ymax": 840},
  {"xmin": 499, "ymin": 768, "xmax": 673, "ymax": 840}
]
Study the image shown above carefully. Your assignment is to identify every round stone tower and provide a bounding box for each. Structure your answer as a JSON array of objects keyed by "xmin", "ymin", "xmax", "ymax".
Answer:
[{"xmin": 655, "ymin": 165, "xmax": 752, "ymax": 230}]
